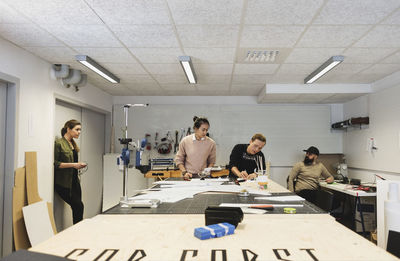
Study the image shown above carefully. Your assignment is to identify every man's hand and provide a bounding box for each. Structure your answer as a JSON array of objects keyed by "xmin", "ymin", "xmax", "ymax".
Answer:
[
  {"xmin": 326, "ymin": 176, "xmax": 334, "ymax": 183},
  {"xmin": 238, "ymin": 171, "xmax": 249, "ymax": 179},
  {"xmin": 247, "ymin": 173, "xmax": 257, "ymax": 180},
  {"xmin": 183, "ymin": 172, "xmax": 193, "ymax": 180}
]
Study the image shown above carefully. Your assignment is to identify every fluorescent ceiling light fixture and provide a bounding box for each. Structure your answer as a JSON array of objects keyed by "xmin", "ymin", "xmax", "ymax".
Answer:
[
  {"xmin": 179, "ymin": 56, "xmax": 197, "ymax": 84},
  {"xmin": 75, "ymin": 55, "xmax": 120, "ymax": 83},
  {"xmin": 304, "ymin": 55, "xmax": 344, "ymax": 84}
]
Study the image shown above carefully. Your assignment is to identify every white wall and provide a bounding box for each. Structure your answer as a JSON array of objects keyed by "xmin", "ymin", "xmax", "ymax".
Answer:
[
  {"xmin": 343, "ymin": 79, "xmax": 400, "ymax": 180},
  {"xmin": 113, "ymin": 96, "xmax": 343, "ymax": 186},
  {"xmin": 0, "ymin": 37, "xmax": 113, "ymax": 203}
]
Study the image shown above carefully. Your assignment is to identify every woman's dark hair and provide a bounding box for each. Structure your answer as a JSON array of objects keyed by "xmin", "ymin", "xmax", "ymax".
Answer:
[
  {"xmin": 61, "ymin": 119, "xmax": 81, "ymax": 152},
  {"xmin": 193, "ymin": 116, "xmax": 210, "ymax": 129}
]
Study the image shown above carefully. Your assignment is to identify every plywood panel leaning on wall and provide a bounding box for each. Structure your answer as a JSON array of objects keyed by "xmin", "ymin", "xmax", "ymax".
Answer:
[
  {"xmin": 12, "ymin": 167, "xmax": 31, "ymax": 250},
  {"xmin": 25, "ymin": 152, "xmax": 42, "ymax": 204}
]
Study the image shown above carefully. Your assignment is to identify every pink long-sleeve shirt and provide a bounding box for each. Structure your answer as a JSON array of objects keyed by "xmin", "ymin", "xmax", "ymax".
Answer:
[{"xmin": 174, "ymin": 134, "xmax": 216, "ymax": 174}]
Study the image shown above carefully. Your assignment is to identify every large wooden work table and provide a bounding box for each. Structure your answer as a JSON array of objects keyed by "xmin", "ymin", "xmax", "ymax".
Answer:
[
  {"xmin": 28, "ymin": 178, "xmax": 398, "ymax": 260},
  {"xmin": 30, "ymin": 214, "xmax": 398, "ymax": 260}
]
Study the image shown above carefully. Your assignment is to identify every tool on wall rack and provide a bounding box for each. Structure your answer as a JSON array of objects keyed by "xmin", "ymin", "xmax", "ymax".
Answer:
[
  {"xmin": 174, "ymin": 130, "xmax": 179, "ymax": 153},
  {"xmin": 186, "ymin": 127, "xmax": 191, "ymax": 136},
  {"xmin": 145, "ymin": 133, "xmax": 151, "ymax": 150},
  {"xmin": 179, "ymin": 128, "xmax": 185, "ymax": 142},
  {"xmin": 156, "ymin": 131, "xmax": 173, "ymax": 154}
]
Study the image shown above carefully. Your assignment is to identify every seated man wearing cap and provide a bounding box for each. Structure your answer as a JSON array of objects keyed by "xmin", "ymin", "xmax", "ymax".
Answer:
[{"xmin": 288, "ymin": 146, "xmax": 334, "ymax": 203}]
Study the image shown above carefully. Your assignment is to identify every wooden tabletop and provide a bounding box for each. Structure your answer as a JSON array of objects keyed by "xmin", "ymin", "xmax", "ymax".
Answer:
[{"xmin": 30, "ymin": 214, "xmax": 398, "ymax": 260}]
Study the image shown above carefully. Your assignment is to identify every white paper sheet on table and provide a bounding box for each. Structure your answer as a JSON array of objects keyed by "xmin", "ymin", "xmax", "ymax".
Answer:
[{"xmin": 254, "ymin": 195, "xmax": 305, "ymax": 201}]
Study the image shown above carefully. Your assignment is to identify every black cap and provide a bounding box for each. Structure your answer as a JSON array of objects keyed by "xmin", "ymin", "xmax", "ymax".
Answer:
[{"xmin": 303, "ymin": 146, "xmax": 319, "ymax": 156}]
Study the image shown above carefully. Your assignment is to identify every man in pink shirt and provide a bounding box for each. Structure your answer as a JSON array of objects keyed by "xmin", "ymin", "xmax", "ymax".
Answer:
[{"xmin": 175, "ymin": 116, "xmax": 216, "ymax": 179}]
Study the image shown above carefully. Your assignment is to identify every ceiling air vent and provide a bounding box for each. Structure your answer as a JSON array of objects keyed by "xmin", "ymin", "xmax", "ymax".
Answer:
[
  {"xmin": 245, "ymin": 50, "xmax": 278, "ymax": 62},
  {"xmin": 236, "ymin": 48, "xmax": 289, "ymax": 64}
]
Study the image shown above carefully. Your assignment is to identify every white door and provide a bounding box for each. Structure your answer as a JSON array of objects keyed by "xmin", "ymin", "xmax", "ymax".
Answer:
[
  {"xmin": 54, "ymin": 100, "xmax": 82, "ymax": 231},
  {"xmin": 0, "ymin": 82, "xmax": 7, "ymax": 256},
  {"xmin": 81, "ymin": 108, "xmax": 105, "ymax": 219},
  {"xmin": 54, "ymin": 100, "xmax": 105, "ymax": 231}
]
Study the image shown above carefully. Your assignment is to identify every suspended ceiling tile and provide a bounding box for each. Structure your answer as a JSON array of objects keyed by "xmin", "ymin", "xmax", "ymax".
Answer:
[
  {"xmin": 0, "ymin": 2, "xmax": 31, "ymax": 24},
  {"xmin": 23, "ymin": 46, "xmax": 76, "ymax": 63},
  {"xmin": 144, "ymin": 63, "xmax": 182, "ymax": 74},
  {"xmin": 277, "ymin": 64, "xmax": 321, "ymax": 74},
  {"xmin": 153, "ymin": 74, "xmax": 188, "ymax": 84},
  {"xmin": 195, "ymin": 64, "xmax": 233, "ymax": 75},
  {"xmin": 124, "ymin": 83, "xmax": 162, "ymax": 91},
  {"xmin": 234, "ymin": 64, "xmax": 279, "ymax": 74},
  {"xmin": 359, "ymin": 63, "xmax": 400, "ymax": 75},
  {"xmin": 6, "ymin": 0, "xmax": 102, "ymax": 25},
  {"xmin": 86, "ymin": 0, "xmax": 170, "ymax": 25},
  {"xmin": 160, "ymin": 83, "xmax": 197, "ymax": 91},
  {"xmin": 110, "ymin": 25, "xmax": 179, "ymax": 47},
  {"xmin": 232, "ymin": 74, "xmax": 271, "ymax": 85},
  {"xmin": 354, "ymin": 26, "xmax": 400, "ymax": 48},
  {"xmin": 0, "ymin": 24, "xmax": 63, "ymax": 46},
  {"xmin": 382, "ymin": 10, "xmax": 400, "ymax": 25},
  {"xmin": 381, "ymin": 51, "xmax": 400, "ymax": 63},
  {"xmin": 184, "ymin": 48, "xmax": 236, "ymax": 63},
  {"xmin": 319, "ymin": 73, "xmax": 382, "ymax": 84},
  {"xmin": 118, "ymin": 74, "xmax": 157, "ymax": 85},
  {"xmin": 177, "ymin": 25, "xmax": 239, "ymax": 47},
  {"xmin": 240, "ymin": 25, "xmax": 305, "ymax": 48},
  {"xmin": 343, "ymin": 48, "xmax": 398, "ymax": 64},
  {"xmin": 196, "ymin": 83, "xmax": 230, "ymax": 91},
  {"xmin": 285, "ymin": 48, "xmax": 345, "ymax": 64},
  {"xmin": 314, "ymin": 0, "xmax": 400, "ymax": 24},
  {"xmin": 245, "ymin": 0, "xmax": 323, "ymax": 25},
  {"xmin": 230, "ymin": 84, "xmax": 264, "ymax": 96},
  {"xmin": 328, "ymin": 63, "xmax": 372, "ymax": 74},
  {"xmin": 167, "ymin": 0, "xmax": 242, "ymax": 25},
  {"xmin": 297, "ymin": 25, "xmax": 371, "ymax": 47},
  {"xmin": 196, "ymin": 74, "xmax": 231, "ymax": 84},
  {"xmin": 101, "ymin": 63, "xmax": 147, "ymax": 75},
  {"xmin": 129, "ymin": 48, "xmax": 183, "ymax": 63},
  {"xmin": 74, "ymin": 47, "xmax": 137, "ymax": 63},
  {"xmin": 269, "ymin": 74, "xmax": 304, "ymax": 83},
  {"xmin": 43, "ymin": 25, "xmax": 121, "ymax": 47}
]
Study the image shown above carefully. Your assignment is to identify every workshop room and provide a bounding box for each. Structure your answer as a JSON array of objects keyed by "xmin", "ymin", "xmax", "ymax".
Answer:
[{"xmin": 0, "ymin": 0, "xmax": 400, "ymax": 260}]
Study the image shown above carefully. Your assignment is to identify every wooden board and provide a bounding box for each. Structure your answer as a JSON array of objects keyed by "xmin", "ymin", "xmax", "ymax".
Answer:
[
  {"xmin": 30, "ymin": 214, "xmax": 398, "ymax": 260},
  {"xmin": 12, "ymin": 167, "xmax": 30, "ymax": 250},
  {"xmin": 145, "ymin": 169, "xmax": 229, "ymax": 178},
  {"xmin": 25, "ymin": 152, "xmax": 42, "ymax": 204}
]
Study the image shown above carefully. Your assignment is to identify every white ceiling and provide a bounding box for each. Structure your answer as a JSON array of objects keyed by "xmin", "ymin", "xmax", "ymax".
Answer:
[{"xmin": 0, "ymin": 0, "xmax": 400, "ymax": 102}]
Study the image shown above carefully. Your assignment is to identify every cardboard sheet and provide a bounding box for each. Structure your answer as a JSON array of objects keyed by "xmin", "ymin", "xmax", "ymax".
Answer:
[
  {"xmin": 12, "ymin": 167, "xmax": 31, "ymax": 250},
  {"xmin": 25, "ymin": 152, "xmax": 42, "ymax": 204}
]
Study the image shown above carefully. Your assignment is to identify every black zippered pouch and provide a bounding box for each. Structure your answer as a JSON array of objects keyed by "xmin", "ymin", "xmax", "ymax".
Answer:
[{"xmin": 205, "ymin": 206, "xmax": 243, "ymax": 227}]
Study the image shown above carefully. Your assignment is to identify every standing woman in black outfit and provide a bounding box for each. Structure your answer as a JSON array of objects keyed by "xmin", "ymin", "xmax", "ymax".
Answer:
[{"xmin": 54, "ymin": 119, "xmax": 86, "ymax": 224}]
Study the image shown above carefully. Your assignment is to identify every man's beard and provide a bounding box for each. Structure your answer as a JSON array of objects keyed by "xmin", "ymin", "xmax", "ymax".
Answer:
[{"xmin": 303, "ymin": 156, "xmax": 313, "ymax": 166}]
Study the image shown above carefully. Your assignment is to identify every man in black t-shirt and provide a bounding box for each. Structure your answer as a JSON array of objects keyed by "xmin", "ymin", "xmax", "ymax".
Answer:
[{"xmin": 229, "ymin": 134, "xmax": 266, "ymax": 180}]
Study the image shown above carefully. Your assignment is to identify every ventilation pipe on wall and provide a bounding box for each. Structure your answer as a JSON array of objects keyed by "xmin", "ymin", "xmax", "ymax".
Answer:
[
  {"xmin": 51, "ymin": 64, "xmax": 87, "ymax": 92},
  {"xmin": 51, "ymin": 64, "xmax": 70, "ymax": 79},
  {"xmin": 74, "ymin": 74, "xmax": 87, "ymax": 92}
]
